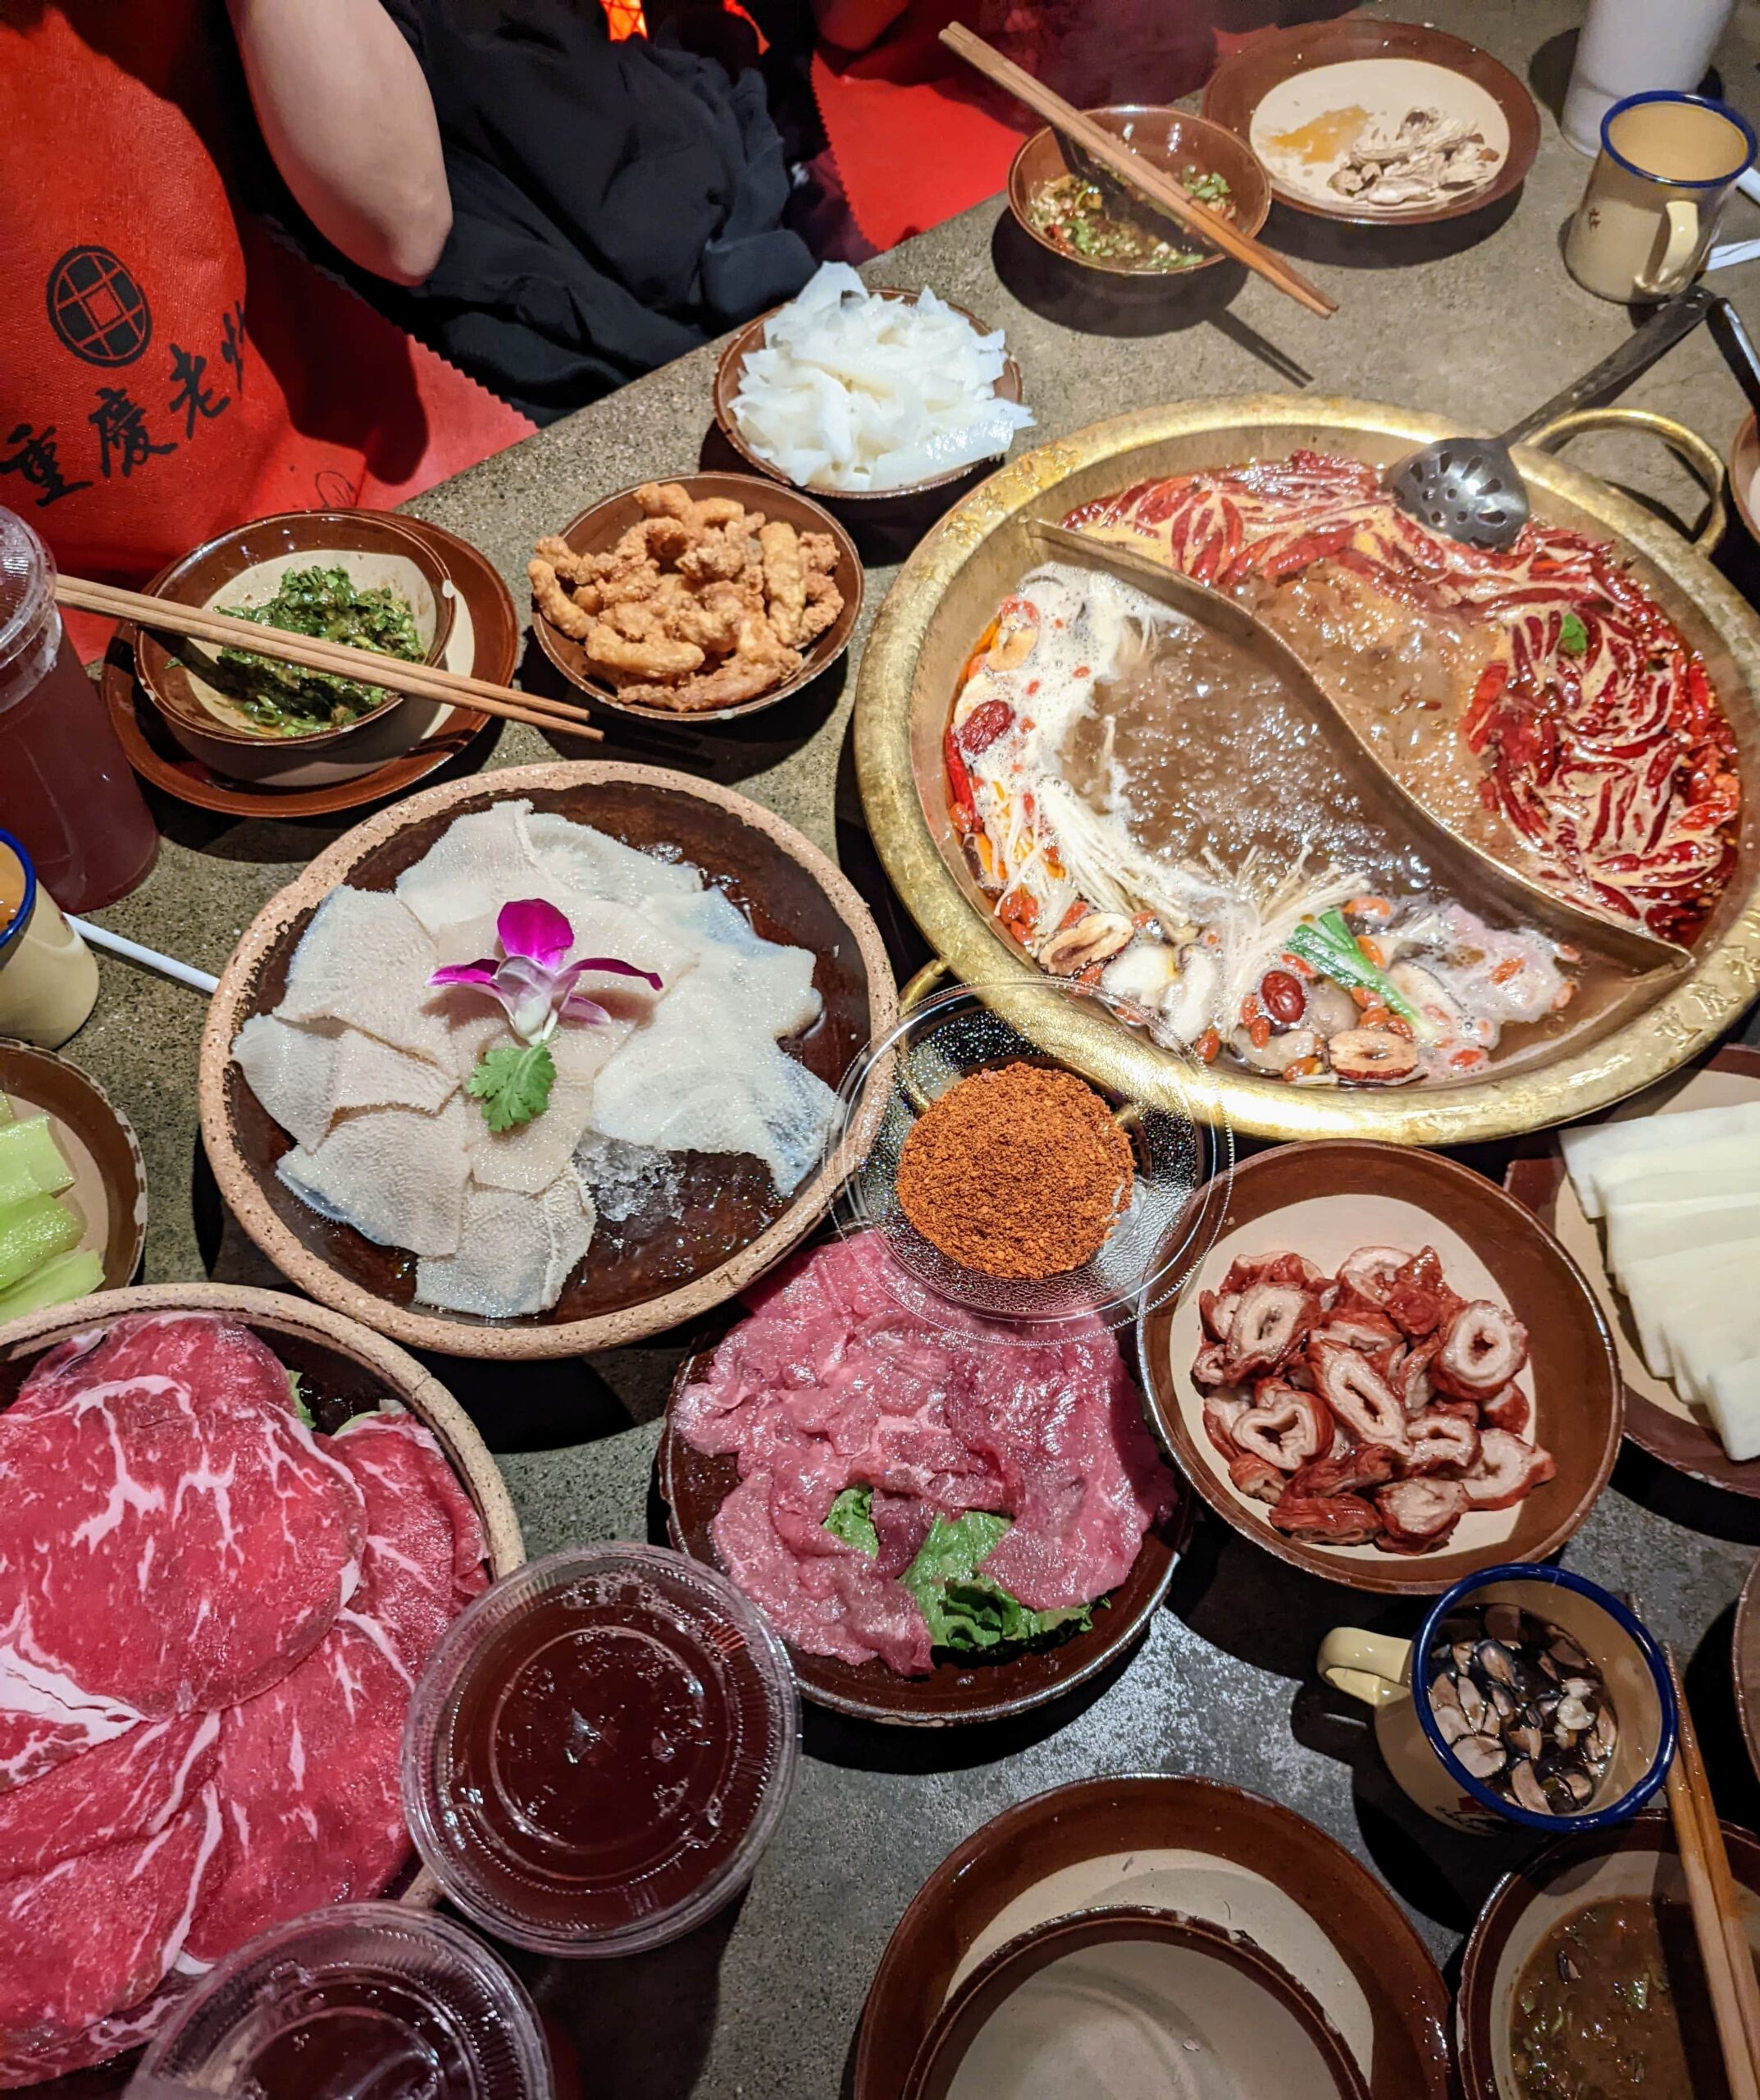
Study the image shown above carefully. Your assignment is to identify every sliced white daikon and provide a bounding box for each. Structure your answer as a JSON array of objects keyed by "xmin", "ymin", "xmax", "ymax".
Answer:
[
  {"xmin": 1707, "ymin": 1354, "xmax": 1760, "ymax": 1463},
  {"xmin": 1595, "ymin": 1134, "xmax": 1760, "ymax": 1212},
  {"xmin": 1619, "ymin": 1240, "xmax": 1760, "ymax": 1378},
  {"xmin": 1671, "ymin": 1310, "xmax": 1760, "ymax": 1408},
  {"xmin": 1607, "ymin": 1198, "xmax": 1760, "ymax": 1286},
  {"xmin": 1562, "ymin": 1101, "xmax": 1760, "ymax": 1218}
]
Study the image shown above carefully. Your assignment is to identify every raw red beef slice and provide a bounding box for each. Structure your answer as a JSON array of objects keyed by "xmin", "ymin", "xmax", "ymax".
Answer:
[
  {"xmin": 0, "ymin": 1367, "xmax": 364, "ymax": 1788},
  {"xmin": 10, "ymin": 1312, "xmax": 295, "ymax": 1423},
  {"xmin": 186, "ymin": 1415, "xmax": 469, "ymax": 1961},
  {"xmin": 331, "ymin": 1412, "xmax": 488, "ymax": 1625},
  {"xmin": 0, "ymin": 1980, "xmax": 184, "ymax": 2089},
  {"xmin": 0, "ymin": 1712, "xmax": 219, "ymax": 1879},
  {"xmin": 0, "ymin": 1782, "xmax": 221, "ymax": 2049}
]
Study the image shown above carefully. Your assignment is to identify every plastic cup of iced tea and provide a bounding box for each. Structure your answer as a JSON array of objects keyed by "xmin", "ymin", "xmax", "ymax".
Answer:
[
  {"xmin": 400, "ymin": 1544, "xmax": 800, "ymax": 1958},
  {"xmin": 127, "ymin": 1901, "xmax": 552, "ymax": 2100}
]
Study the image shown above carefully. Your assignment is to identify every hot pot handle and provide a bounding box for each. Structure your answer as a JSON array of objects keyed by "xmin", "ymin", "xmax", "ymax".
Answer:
[{"xmin": 1521, "ymin": 407, "xmax": 1728, "ymax": 555}]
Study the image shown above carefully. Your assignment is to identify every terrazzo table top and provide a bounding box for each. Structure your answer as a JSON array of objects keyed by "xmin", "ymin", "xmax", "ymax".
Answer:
[{"xmin": 69, "ymin": 0, "xmax": 1760, "ymax": 2090}]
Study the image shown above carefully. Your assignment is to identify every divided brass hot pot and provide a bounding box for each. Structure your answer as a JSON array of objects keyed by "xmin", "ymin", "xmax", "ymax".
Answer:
[{"xmin": 854, "ymin": 395, "xmax": 1760, "ymax": 1144}]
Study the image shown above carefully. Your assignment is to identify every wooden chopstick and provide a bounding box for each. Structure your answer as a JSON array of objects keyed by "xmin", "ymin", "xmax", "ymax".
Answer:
[
  {"xmin": 57, "ymin": 576, "xmax": 604, "ymax": 742},
  {"xmin": 1662, "ymin": 1643, "xmax": 1760, "ymax": 2097},
  {"xmin": 939, "ymin": 25, "xmax": 1337, "ymax": 319}
]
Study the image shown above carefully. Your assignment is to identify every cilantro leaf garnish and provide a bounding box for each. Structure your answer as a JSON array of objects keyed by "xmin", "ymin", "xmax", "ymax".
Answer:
[
  {"xmin": 467, "ymin": 1039, "xmax": 556, "ymax": 1132},
  {"xmin": 1558, "ymin": 611, "xmax": 1589, "ymax": 658}
]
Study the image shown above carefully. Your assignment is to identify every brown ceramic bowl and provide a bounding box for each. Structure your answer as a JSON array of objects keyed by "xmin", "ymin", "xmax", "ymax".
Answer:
[
  {"xmin": 711, "ymin": 289, "xmax": 1027, "ymax": 506},
  {"xmin": 1457, "ymin": 1810, "xmax": 1760, "ymax": 2096},
  {"xmin": 1137, "ymin": 1139, "xmax": 1622, "ymax": 1596},
  {"xmin": 659, "ymin": 1341, "xmax": 1188, "ymax": 1726},
  {"xmin": 197, "ymin": 761, "xmax": 896, "ymax": 1360},
  {"xmin": 1504, "ymin": 1043, "xmax": 1760, "ymax": 1500},
  {"xmin": 1202, "ymin": 18, "xmax": 1538, "ymax": 226},
  {"xmin": 1007, "ymin": 107, "xmax": 1272, "ymax": 280},
  {"xmin": 905, "ymin": 1905, "xmax": 1368, "ymax": 2100},
  {"xmin": 0, "ymin": 1039, "xmax": 146, "ymax": 1301},
  {"xmin": 135, "ymin": 510, "xmax": 457, "ymax": 786},
  {"xmin": 109, "ymin": 515, "xmax": 508, "ymax": 819},
  {"xmin": 856, "ymin": 1774, "xmax": 1452, "ymax": 2100},
  {"xmin": 529, "ymin": 473, "xmax": 864, "ymax": 724},
  {"xmin": 0, "ymin": 1281, "xmax": 523, "ymax": 1915}
]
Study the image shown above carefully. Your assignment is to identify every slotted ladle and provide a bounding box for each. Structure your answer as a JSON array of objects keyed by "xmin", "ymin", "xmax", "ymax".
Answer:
[
  {"xmin": 1385, "ymin": 285, "xmax": 1714, "ymax": 549},
  {"xmin": 1027, "ymin": 518, "xmax": 1689, "ymax": 978}
]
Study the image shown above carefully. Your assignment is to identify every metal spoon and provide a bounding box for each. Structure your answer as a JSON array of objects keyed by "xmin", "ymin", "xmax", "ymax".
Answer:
[
  {"xmin": 1027, "ymin": 518, "xmax": 1689, "ymax": 975},
  {"xmin": 1386, "ymin": 284, "xmax": 1714, "ymax": 549}
]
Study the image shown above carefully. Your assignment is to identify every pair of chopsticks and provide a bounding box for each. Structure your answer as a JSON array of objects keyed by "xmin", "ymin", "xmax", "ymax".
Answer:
[
  {"xmin": 1659, "ymin": 1640, "xmax": 1760, "ymax": 2100},
  {"xmin": 57, "ymin": 577, "xmax": 604, "ymax": 743},
  {"xmin": 939, "ymin": 25, "xmax": 1336, "ymax": 319}
]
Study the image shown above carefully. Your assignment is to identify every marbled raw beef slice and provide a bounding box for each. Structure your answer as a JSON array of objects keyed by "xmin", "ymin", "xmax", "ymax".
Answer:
[
  {"xmin": 0, "ymin": 1713, "xmax": 219, "ymax": 1879},
  {"xmin": 0, "ymin": 1782, "xmax": 221, "ymax": 2049},
  {"xmin": 10, "ymin": 1312, "xmax": 294, "ymax": 1423},
  {"xmin": 186, "ymin": 1409, "xmax": 469, "ymax": 1962},
  {"xmin": 0, "ymin": 1369, "xmax": 364, "ymax": 1789}
]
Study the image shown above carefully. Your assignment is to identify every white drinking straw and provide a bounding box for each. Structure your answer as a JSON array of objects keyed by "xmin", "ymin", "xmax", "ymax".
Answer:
[{"xmin": 67, "ymin": 917, "xmax": 219, "ymax": 996}]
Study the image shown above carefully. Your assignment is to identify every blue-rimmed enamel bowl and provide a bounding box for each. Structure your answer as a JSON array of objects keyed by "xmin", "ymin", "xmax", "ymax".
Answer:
[{"xmin": 1416, "ymin": 1563, "xmax": 1676, "ymax": 1835}]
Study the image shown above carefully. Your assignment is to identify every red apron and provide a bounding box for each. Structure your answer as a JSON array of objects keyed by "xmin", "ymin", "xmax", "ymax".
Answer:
[{"xmin": 0, "ymin": 0, "xmax": 533, "ymax": 636}]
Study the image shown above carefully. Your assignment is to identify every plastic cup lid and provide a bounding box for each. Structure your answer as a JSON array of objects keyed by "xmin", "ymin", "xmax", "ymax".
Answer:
[
  {"xmin": 0, "ymin": 509, "xmax": 53, "ymax": 682},
  {"xmin": 129, "ymin": 1901, "xmax": 553, "ymax": 2100}
]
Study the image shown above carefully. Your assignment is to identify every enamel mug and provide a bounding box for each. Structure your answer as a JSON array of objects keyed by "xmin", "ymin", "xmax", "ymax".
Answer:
[
  {"xmin": 1317, "ymin": 1564, "xmax": 1676, "ymax": 1834},
  {"xmin": 1566, "ymin": 90, "xmax": 1757, "ymax": 303}
]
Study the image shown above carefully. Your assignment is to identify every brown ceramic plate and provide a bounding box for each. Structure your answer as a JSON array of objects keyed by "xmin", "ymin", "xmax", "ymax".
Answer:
[
  {"xmin": 711, "ymin": 289, "xmax": 1027, "ymax": 506},
  {"xmin": 1504, "ymin": 1043, "xmax": 1760, "ymax": 1500},
  {"xmin": 0, "ymin": 1040, "xmax": 147, "ymax": 1300},
  {"xmin": 905, "ymin": 1904, "xmax": 1368, "ymax": 2100},
  {"xmin": 1732, "ymin": 409, "xmax": 1760, "ymax": 543},
  {"xmin": 1737, "ymin": 1554, "xmax": 1760, "ymax": 1787},
  {"xmin": 106, "ymin": 516, "xmax": 508, "ymax": 819},
  {"xmin": 1202, "ymin": 19, "xmax": 1538, "ymax": 226},
  {"xmin": 198, "ymin": 761, "xmax": 896, "ymax": 1359},
  {"xmin": 1007, "ymin": 107, "xmax": 1272, "ymax": 280},
  {"xmin": 0, "ymin": 1281, "xmax": 522, "ymax": 1923},
  {"xmin": 1138, "ymin": 1139, "xmax": 1622, "ymax": 1596},
  {"xmin": 134, "ymin": 509, "xmax": 455, "ymax": 776},
  {"xmin": 855, "ymin": 1774, "xmax": 1451, "ymax": 2100},
  {"xmin": 529, "ymin": 474, "xmax": 863, "ymax": 725},
  {"xmin": 1457, "ymin": 1810, "xmax": 1760, "ymax": 2096},
  {"xmin": 658, "ymin": 1343, "xmax": 1188, "ymax": 1727}
]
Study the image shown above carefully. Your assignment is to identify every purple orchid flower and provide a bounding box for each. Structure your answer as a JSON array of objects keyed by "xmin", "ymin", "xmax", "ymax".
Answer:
[{"xmin": 429, "ymin": 899, "xmax": 662, "ymax": 1044}]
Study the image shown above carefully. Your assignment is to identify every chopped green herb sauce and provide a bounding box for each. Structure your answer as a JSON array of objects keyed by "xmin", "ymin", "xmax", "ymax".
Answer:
[{"xmin": 216, "ymin": 564, "xmax": 425, "ymax": 735}]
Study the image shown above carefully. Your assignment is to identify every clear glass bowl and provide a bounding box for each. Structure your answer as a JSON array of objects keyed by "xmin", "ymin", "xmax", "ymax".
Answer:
[
  {"xmin": 128, "ymin": 1901, "xmax": 549, "ymax": 2100},
  {"xmin": 823, "ymin": 978, "xmax": 1233, "ymax": 1335},
  {"xmin": 400, "ymin": 1545, "xmax": 799, "ymax": 1959}
]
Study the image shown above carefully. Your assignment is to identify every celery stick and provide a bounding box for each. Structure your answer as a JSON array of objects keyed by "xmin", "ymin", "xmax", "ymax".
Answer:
[
  {"xmin": 0, "ymin": 1247, "xmax": 103, "ymax": 1322},
  {"xmin": 0, "ymin": 1193, "xmax": 81, "ymax": 1292},
  {"xmin": 0, "ymin": 1116, "xmax": 74, "ymax": 1208}
]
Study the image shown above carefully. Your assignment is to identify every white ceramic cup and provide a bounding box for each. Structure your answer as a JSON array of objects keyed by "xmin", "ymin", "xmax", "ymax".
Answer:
[
  {"xmin": 1562, "ymin": 0, "xmax": 1736, "ymax": 156},
  {"xmin": 1565, "ymin": 90, "xmax": 1756, "ymax": 303},
  {"xmin": 1317, "ymin": 1563, "xmax": 1675, "ymax": 1834}
]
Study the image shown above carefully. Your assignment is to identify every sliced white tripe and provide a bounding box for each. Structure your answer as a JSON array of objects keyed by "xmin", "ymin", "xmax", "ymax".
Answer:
[
  {"xmin": 394, "ymin": 799, "xmax": 547, "ymax": 937},
  {"xmin": 416, "ymin": 1168, "xmax": 595, "ymax": 1319},
  {"xmin": 276, "ymin": 888, "xmax": 472, "ymax": 1071},
  {"xmin": 277, "ymin": 1093, "xmax": 472, "ymax": 1257},
  {"xmin": 526, "ymin": 810, "xmax": 704, "ymax": 910},
  {"xmin": 232, "ymin": 1013, "xmax": 457, "ymax": 1154},
  {"xmin": 1594, "ymin": 1134, "xmax": 1760, "ymax": 1212},
  {"xmin": 1619, "ymin": 1240, "xmax": 1760, "ymax": 1379},
  {"xmin": 1562, "ymin": 1101, "xmax": 1760, "ymax": 1219},
  {"xmin": 467, "ymin": 1017, "xmax": 632, "ymax": 1195},
  {"xmin": 1707, "ymin": 1354, "xmax": 1760, "ymax": 1463},
  {"xmin": 1606, "ymin": 1196, "xmax": 1760, "ymax": 1288}
]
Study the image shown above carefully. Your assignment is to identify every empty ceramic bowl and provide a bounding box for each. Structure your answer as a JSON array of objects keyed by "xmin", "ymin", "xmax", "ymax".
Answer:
[
  {"xmin": 134, "ymin": 510, "xmax": 457, "ymax": 787},
  {"xmin": 904, "ymin": 1905, "xmax": 1370, "ymax": 2100}
]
